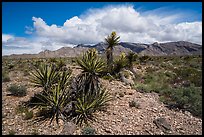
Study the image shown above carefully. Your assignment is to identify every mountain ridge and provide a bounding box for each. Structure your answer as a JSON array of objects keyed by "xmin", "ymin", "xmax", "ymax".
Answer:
[{"xmin": 3, "ymin": 41, "xmax": 202, "ymax": 59}]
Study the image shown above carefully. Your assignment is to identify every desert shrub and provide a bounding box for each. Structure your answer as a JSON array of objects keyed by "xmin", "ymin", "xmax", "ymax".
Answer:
[
  {"xmin": 139, "ymin": 55, "xmax": 149, "ymax": 64},
  {"xmin": 2, "ymin": 72, "xmax": 10, "ymax": 82},
  {"xmin": 48, "ymin": 58, "xmax": 57, "ymax": 63},
  {"xmin": 102, "ymin": 75, "xmax": 113, "ymax": 80},
  {"xmin": 136, "ymin": 85, "xmax": 147, "ymax": 93},
  {"xmin": 81, "ymin": 126, "xmax": 96, "ymax": 135},
  {"xmin": 8, "ymin": 63, "xmax": 15, "ymax": 69},
  {"xmin": 23, "ymin": 110, "xmax": 34, "ymax": 120},
  {"xmin": 8, "ymin": 130, "xmax": 16, "ymax": 135},
  {"xmin": 159, "ymin": 86, "xmax": 202, "ymax": 118},
  {"xmin": 145, "ymin": 66, "xmax": 157, "ymax": 73},
  {"xmin": 16, "ymin": 104, "xmax": 28, "ymax": 114},
  {"xmin": 170, "ymin": 86, "xmax": 202, "ymax": 117},
  {"xmin": 123, "ymin": 70, "xmax": 130, "ymax": 79},
  {"xmin": 15, "ymin": 104, "xmax": 33, "ymax": 120},
  {"xmin": 7, "ymin": 84, "xmax": 27, "ymax": 97},
  {"xmin": 129, "ymin": 100, "xmax": 140, "ymax": 108},
  {"xmin": 173, "ymin": 67, "xmax": 202, "ymax": 87}
]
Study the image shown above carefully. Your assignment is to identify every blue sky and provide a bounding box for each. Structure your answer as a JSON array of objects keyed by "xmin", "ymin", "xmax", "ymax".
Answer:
[{"xmin": 2, "ymin": 2, "xmax": 202, "ymax": 55}]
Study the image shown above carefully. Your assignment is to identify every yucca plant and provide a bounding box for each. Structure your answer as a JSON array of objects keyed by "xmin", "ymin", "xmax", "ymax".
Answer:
[
  {"xmin": 112, "ymin": 52, "xmax": 127, "ymax": 74},
  {"xmin": 76, "ymin": 48, "xmax": 105, "ymax": 75},
  {"xmin": 73, "ymin": 88, "xmax": 111, "ymax": 125},
  {"xmin": 126, "ymin": 52, "xmax": 138, "ymax": 75},
  {"xmin": 72, "ymin": 49, "xmax": 111, "ymax": 126},
  {"xmin": 76, "ymin": 48, "xmax": 106, "ymax": 94},
  {"xmin": 105, "ymin": 31, "xmax": 120, "ymax": 71},
  {"xmin": 29, "ymin": 63, "xmax": 60, "ymax": 92},
  {"xmin": 31, "ymin": 70, "xmax": 72, "ymax": 125}
]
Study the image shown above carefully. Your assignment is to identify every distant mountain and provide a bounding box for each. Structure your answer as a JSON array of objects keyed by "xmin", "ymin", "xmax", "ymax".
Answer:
[{"xmin": 3, "ymin": 41, "xmax": 202, "ymax": 59}]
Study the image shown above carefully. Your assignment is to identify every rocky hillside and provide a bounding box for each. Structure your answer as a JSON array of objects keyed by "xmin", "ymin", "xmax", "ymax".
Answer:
[
  {"xmin": 2, "ymin": 66, "xmax": 202, "ymax": 135},
  {"xmin": 3, "ymin": 41, "xmax": 202, "ymax": 59}
]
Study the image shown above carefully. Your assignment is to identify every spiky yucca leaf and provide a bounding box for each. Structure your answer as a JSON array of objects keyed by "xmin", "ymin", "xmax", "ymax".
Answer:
[
  {"xmin": 76, "ymin": 48, "xmax": 106, "ymax": 75},
  {"xmin": 29, "ymin": 63, "xmax": 60, "ymax": 91},
  {"xmin": 112, "ymin": 52, "xmax": 128, "ymax": 74},
  {"xmin": 105, "ymin": 31, "xmax": 120, "ymax": 69},
  {"xmin": 126, "ymin": 52, "xmax": 138, "ymax": 68},
  {"xmin": 105, "ymin": 31, "xmax": 120, "ymax": 49},
  {"xmin": 74, "ymin": 88, "xmax": 111, "ymax": 125},
  {"xmin": 31, "ymin": 70, "xmax": 72, "ymax": 125}
]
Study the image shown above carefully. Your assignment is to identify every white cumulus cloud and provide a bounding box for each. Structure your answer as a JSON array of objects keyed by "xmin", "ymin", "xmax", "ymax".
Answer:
[{"xmin": 2, "ymin": 4, "xmax": 202, "ymax": 55}]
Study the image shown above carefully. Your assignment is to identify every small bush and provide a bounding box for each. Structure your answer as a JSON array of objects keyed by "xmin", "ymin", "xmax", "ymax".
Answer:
[
  {"xmin": 16, "ymin": 105, "xmax": 28, "ymax": 114},
  {"xmin": 2, "ymin": 73, "xmax": 10, "ymax": 82},
  {"xmin": 81, "ymin": 127, "xmax": 96, "ymax": 135},
  {"xmin": 8, "ymin": 130, "xmax": 16, "ymax": 135},
  {"xmin": 123, "ymin": 70, "xmax": 130, "ymax": 79},
  {"xmin": 7, "ymin": 84, "xmax": 27, "ymax": 97},
  {"xmin": 8, "ymin": 64, "xmax": 15, "ymax": 69},
  {"xmin": 23, "ymin": 110, "xmax": 33, "ymax": 120},
  {"xmin": 102, "ymin": 75, "xmax": 113, "ymax": 80},
  {"xmin": 16, "ymin": 104, "xmax": 33, "ymax": 120},
  {"xmin": 136, "ymin": 85, "xmax": 147, "ymax": 93},
  {"xmin": 129, "ymin": 100, "xmax": 140, "ymax": 108}
]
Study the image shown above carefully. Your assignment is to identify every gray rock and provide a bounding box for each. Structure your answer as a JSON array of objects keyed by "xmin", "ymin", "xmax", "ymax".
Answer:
[
  {"xmin": 153, "ymin": 117, "xmax": 171, "ymax": 132},
  {"xmin": 60, "ymin": 122, "xmax": 76, "ymax": 135}
]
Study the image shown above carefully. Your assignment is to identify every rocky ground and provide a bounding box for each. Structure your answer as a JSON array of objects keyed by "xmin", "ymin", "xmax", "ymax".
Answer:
[{"xmin": 2, "ymin": 66, "xmax": 202, "ymax": 135}]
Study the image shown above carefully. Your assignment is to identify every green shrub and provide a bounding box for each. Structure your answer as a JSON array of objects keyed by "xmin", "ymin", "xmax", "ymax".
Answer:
[
  {"xmin": 2, "ymin": 73, "xmax": 10, "ymax": 82},
  {"xmin": 8, "ymin": 130, "xmax": 16, "ymax": 135},
  {"xmin": 102, "ymin": 75, "xmax": 113, "ymax": 80},
  {"xmin": 81, "ymin": 126, "xmax": 96, "ymax": 135},
  {"xmin": 16, "ymin": 104, "xmax": 33, "ymax": 120},
  {"xmin": 23, "ymin": 110, "xmax": 33, "ymax": 120},
  {"xmin": 16, "ymin": 105, "xmax": 28, "ymax": 114},
  {"xmin": 139, "ymin": 55, "xmax": 149, "ymax": 64},
  {"xmin": 123, "ymin": 70, "xmax": 130, "ymax": 79},
  {"xmin": 7, "ymin": 84, "xmax": 27, "ymax": 97},
  {"xmin": 8, "ymin": 64, "xmax": 15, "ymax": 69}
]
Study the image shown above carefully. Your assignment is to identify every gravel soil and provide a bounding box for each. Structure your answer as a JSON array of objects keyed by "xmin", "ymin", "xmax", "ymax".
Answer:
[{"xmin": 2, "ymin": 68, "xmax": 202, "ymax": 135}]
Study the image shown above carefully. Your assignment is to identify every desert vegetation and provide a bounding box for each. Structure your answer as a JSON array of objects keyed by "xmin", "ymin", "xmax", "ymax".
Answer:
[{"xmin": 2, "ymin": 32, "xmax": 202, "ymax": 135}]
